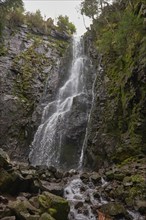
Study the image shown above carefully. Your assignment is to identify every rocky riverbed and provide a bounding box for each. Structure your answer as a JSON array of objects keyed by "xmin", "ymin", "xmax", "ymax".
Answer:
[{"xmin": 0, "ymin": 148, "xmax": 145, "ymax": 220}]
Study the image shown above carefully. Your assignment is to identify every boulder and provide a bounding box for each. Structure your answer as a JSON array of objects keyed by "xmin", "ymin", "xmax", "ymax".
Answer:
[
  {"xmin": 0, "ymin": 148, "xmax": 10, "ymax": 168},
  {"xmin": 1, "ymin": 217, "xmax": 16, "ymax": 220},
  {"xmin": 100, "ymin": 202, "xmax": 131, "ymax": 219},
  {"xmin": 38, "ymin": 191, "xmax": 70, "ymax": 220},
  {"xmin": 8, "ymin": 198, "xmax": 40, "ymax": 219},
  {"xmin": 135, "ymin": 200, "xmax": 146, "ymax": 215},
  {"xmin": 40, "ymin": 180, "xmax": 64, "ymax": 196},
  {"xmin": 0, "ymin": 169, "xmax": 14, "ymax": 193},
  {"xmin": 90, "ymin": 172, "xmax": 101, "ymax": 184},
  {"xmin": 40, "ymin": 213, "xmax": 55, "ymax": 220},
  {"xmin": 80, "ymin": 173, "xmax": 90, "ymax": 183}
]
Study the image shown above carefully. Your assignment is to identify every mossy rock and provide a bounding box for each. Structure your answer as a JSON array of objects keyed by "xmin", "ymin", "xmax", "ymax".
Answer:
[
  {"xmin": 114, "ymin": 173, "xmax": 125, "ymax": 181},
  {"xmin": 100, "ymin": 202, "xmax": 130, "ymax": 219},
  {"xmin": 0, "ymin": 169, "xmax": 14, "ymax": 193},
  {"xmin": 39, "ymin": 192, "xmax": 69, "ymax": 220},
  {"xmin": 105, "ymin": 171, "xmax": 114, "ymax": 181},
  {"xmin": 0, "ymin": 148, "xmax": 10, "ymax": 168},
  {"xmin": 40, "ymin": 213, "xmax": 55, "ymax": 220},
  {"xmin": 8, "ymin": 199, "xmax": 40, "ymax": 219}
]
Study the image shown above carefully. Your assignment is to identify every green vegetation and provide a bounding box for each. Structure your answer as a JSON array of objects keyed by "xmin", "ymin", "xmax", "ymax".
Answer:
[
  {"xmin": 0, "ymin": 0, "xmax": 24, "ymax": 35},
  {"xmin": 82, "ymin": 0, "xmax": 146, "ymax": 165},
  {"xmin": 57, "ymin": 15, "xmax": 76, "ymax": 35},
  {"xmin": 0, "ymin": 1, "xmax": 76, "ymax": 37}
]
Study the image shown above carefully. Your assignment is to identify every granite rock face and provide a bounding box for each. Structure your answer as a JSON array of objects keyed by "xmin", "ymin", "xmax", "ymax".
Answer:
[{"xmin": 0, "ymin": 25, "xmax": 69, "ymax": 161}]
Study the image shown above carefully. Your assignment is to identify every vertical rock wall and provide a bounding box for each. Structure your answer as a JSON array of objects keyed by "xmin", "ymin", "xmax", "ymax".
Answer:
[{"xmin": 0, "ymin": 25, "xmax": 69, "ymax": 161}]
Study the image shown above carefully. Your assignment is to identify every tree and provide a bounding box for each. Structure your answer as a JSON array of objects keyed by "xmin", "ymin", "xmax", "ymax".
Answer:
[
  {"xmin": 57, "ymin": 15, "xmax": 76, "ymax": 35},
  {"xmin": 80, "ymin": 0, "xmax": 110, "ymax": 20},
  {"xmin": 0, "ymin": 0, "xmax": 23, "ymax": 35},
  {"xmin": 81, "ymin": 0, "xmax": 98, "ymax": 20},
  {"xmin": 0, "ymin": 0, "xmax": 23, "ymax": 11}
]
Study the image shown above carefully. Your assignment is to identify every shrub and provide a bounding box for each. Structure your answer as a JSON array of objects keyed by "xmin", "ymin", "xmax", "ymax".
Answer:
[
  {"xmin": 6, "ymin": 8, "xmax": 25, "ymax": 27},
  {"xmin": 57, "ymin": 15, "xmax": 76, "ymax": 35},
  {"xmin": 25, "ymin": 10, "xmax": 44, "ymax": 29}
]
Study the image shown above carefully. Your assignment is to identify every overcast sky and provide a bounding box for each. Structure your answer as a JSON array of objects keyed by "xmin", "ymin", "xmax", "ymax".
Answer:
[{"xmin": 23, "ymin": 0, "xmax": 92, "ymax": 36}]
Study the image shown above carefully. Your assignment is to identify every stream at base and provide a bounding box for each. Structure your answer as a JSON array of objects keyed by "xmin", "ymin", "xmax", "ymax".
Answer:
[{"xmin": 63, "ymin": 172, "xmax": 145, "ymax": 220}]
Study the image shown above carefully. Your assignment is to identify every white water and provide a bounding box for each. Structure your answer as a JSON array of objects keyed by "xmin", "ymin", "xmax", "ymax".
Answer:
[
  {"xmin": 64, "ymin": 178, "xmax": 97, "ymax": 220},
  {"xmin": 29, "ymin": 37, "xmax": 87, "ymax": 168},
  {"xmin": 78, "ymin": 64, "xmax": 102, "ymax": 170}
]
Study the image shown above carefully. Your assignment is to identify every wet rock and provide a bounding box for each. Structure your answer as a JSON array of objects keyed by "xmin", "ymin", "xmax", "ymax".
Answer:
[
  {"xmin": 48, "ymin": 166, "xmax": 57, "ymax": 174},
  {"xmin": 0, "ymin": 196, "xmax": 8, "ymax": 204},
  {"xmin": 80, "ymin": 173, "xmax": 90, "ymax": 183},
  {"xmin": 105, "ymin": 171, "xmax": 114, "ymax": 181},
  {"xmin": 20, "ymin": 169, "xmax": 36, "ymax": 177},
  {"xmin": 90, "ymin": 172, "xmax": 101, "ymax": 184},
  {"xmin": 93, "ymin": 191, "xmax": 100, "ymax": 199},
  {"xmin": 100, "ymin": 202, "xmax": 131, "ymax": 219},
  {"xmin": 75, "ymin": 201, "xmax": 84, "ymax": 209},
  {"xmin": 54, "ymin": 170, "xmax": 63, "ymax": 179},
  {"xmin": 136, "ymin": 200, "xmax": 146, "ymax": 215},
  {"xmin": 63, "ymin": 169, "xmax": 78, "ymax": 177},
  {"xmin": 40, "ymin": 180, "xmax": 64, "ymax": 196}
]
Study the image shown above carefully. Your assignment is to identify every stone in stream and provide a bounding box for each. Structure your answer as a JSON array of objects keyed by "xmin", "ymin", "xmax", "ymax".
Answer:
[
  {"xmin": 135, "ymin": 200, "xmax": 146, "ymax": 215},
  {"xmin": 90, "ymin": 172, "xmax": 101, "ymax": 184},
  {"xmin": 75, "ymin": 201, "xmax": 84, "ymax": 209},
  {"xmin": 80, "ymin": 172, "xmax": 90, "ymax": 183},
  {"xmin": 100, "ymin": 202, "xmax": 132, "ymax": 220}
]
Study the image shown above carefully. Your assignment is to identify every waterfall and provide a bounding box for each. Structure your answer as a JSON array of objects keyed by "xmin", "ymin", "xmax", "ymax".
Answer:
[
  {"xmin": 29, "ymin": 36, "xmax": 90, "ymax": 169},
  {"xmin": 78, "ymin": 64, "xmax": 102, "ymax": 170}
]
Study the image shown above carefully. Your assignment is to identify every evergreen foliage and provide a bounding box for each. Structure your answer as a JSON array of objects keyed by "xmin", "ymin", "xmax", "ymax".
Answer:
[
  {"xmin": 57, "ymin": 15, "xmax": 76, "ymax": 35},
  {"xmin": 87, "ymin": 0, "xmax": 146, "ymax": 163},
  {"xmin": 0, "ymin": 2, "xmax": 76, "ymax": 37}
]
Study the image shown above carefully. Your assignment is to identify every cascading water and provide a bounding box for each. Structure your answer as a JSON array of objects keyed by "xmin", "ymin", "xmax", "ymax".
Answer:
[{"xmin": 29, "ymin": 36, "xmax": 90, "ymax": 169}]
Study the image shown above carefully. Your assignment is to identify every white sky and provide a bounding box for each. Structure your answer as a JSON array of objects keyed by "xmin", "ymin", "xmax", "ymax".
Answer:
[{"xmin": 23, "ymin": 0, "xmax": 92, "ymax": 36}]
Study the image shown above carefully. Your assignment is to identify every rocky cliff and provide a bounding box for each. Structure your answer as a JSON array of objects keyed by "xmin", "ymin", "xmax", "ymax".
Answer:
[
  {"xmin": 83, "ymin": 0, "xmax": 146, "ymax": 169},
  {"xmin": 0, "ymin": 24, "xmax": 70, "ymax": 161},
  {"xmin": 81, "ymin": 1, "xmax": 146, "ymax": 214}
]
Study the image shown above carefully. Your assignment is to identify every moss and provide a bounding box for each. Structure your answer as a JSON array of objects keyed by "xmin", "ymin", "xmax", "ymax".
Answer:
[
  {"xmin": 38, "ymin": 195, "xmax": 51, "ymax": 210},
  {"xmin": 0, "ymin": 169, "xmax": 13, "ymax": 192},
  {"xmin": 38, "ymin": 192, "xmax": 69, "ymax": 220},
  {"xmin": 0, "ymin": 44, "xmax": 8, "ymax": 56},
  {"xmin": 48, "ymin": 208, "xmax": 57, "ymax": 216},
  {"xmin": 131, "ymin": 174, "xmax": 145, "ymax": 183},
  {"xmin": 12, "ymin": 38, "xmax": 49, "ymax": 108},
  {"xmin": 40, "ymin": 213, "xmax": 55, "ymax": 220}
]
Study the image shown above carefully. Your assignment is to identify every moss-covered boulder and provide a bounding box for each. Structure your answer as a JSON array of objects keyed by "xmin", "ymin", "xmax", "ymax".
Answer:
[
  {"xmin": 40, "ymin": 213, "xmax": 55, "ymax": 220},
  {"xmin": 100, "ymin": 202, "xmax": 131, "ymax": 219},
  {"xmin": 8, "ymin": 199, "xmax": 40, "ymax": 220},
  {"xmin": 38, "ymin": 191, "xmax": 70, "ymax": 220}
]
